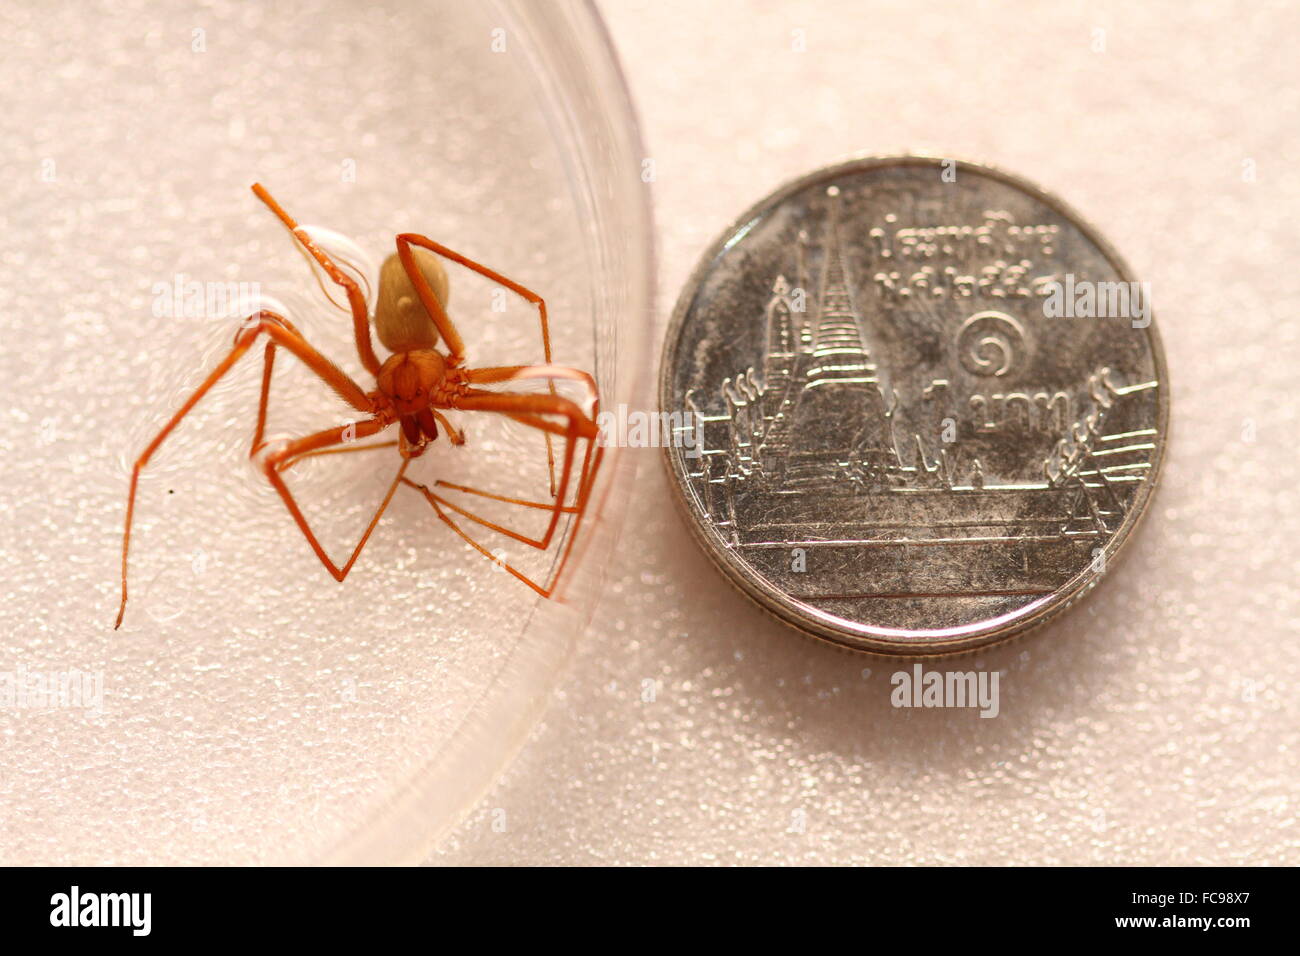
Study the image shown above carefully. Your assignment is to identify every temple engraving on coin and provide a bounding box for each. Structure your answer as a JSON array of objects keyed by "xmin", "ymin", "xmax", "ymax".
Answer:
[{"xmin": 662, "ymin": 157, "xmax": 1168, "ymax": 654}]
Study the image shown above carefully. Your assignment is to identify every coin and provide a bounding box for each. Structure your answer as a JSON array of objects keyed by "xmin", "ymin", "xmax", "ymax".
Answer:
[{"xmin": 660, "ymin": 155, "xmax": 1168, "ymax": 655}]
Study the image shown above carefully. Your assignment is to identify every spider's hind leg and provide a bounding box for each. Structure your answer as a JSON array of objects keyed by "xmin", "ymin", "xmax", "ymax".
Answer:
[
  {"xmin": 260, "ymin": 419, "xmax": 405, "ymax": 582},
  {"xmin": 406, "ymin": 370, "xmax": 604, "ymax": 598}
]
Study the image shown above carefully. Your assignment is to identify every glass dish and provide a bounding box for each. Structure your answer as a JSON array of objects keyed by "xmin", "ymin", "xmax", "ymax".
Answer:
[{"xmin": 0, "ymin": 0, "xmax": 652, "ymax": 864}]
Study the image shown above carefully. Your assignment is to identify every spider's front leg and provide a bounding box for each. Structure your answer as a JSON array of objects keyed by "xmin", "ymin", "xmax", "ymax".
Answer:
[{"xmin": 253, "ymin": 183, "xmax": 383, "ymax": 376}]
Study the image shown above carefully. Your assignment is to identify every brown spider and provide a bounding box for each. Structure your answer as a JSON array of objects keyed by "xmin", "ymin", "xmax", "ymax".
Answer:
[{"xmin": 115, "ymin": 184, "xmax": 602, "ymax": 628}]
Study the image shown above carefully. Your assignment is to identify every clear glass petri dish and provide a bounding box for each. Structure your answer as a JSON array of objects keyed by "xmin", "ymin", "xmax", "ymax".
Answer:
[{"xmin": 0, "ymin": 0, "xmax": 651, "ymax": 864}]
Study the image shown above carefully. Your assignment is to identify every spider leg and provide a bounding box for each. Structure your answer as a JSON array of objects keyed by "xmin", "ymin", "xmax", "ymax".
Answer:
[
  {"xmin": 253, "ymin": 183, "xmax": 382, "ymax": 377},
  {"xmin": 444, "ymin": 370, "xmax": 599, "ymax": 549},
  {"xmin": 393, "ymin": 234, "xmax": 467, "ymax": 363},
  {"xmin": 430, "ymin": 480, "xmax": 579, "ymax": 514},
  {"xmin": 453, "ymin": 365, "xmax": 602, "ymax": 511},
  {"xmin": 396, "ymin": 233, "xmax": 561, "ymax": 494},
  {"xmin": 404, "ymin": 408, "xmax": 580, "ymax": 551},
  {"xmin": 404, "ymin": 422, "xmax": 595, "ymax": 599},
  {"xmin": 404, "ymin": 439, "xmax": 605, "ymax": 599},
  {"xmin": 251, "ymin": 315, "xmax": 404, "ymax": 466},
  {"xmin": 281, "ymin": 439, "xmax": 399, "ymax": 470},
  {"xmin": 407, "ymin": 484, "xmax": 555, "ymax": 597},
  {"xmin": 430, "ymin": 409, "xmax": 465, "ymax": 445},
  {"xmin": 116, "ymin": 311, "xmax": 374, "ymax": 629},
  {"xmin": 250, "ymin": 311, "xmax": 306, "ymax": 456},
  {"xmin": 464, "ymin": 364, "xmax": 597, "ymax": 400},
  {"xmin": 430, "ymin": 412, "xmax": 593, "ymax": 514},
  {"xmin": 404, "ymin": 377, "xmax": 604, "ymax": 598},
  {"xmin": 261, "ymin": 419, "xmax": 406, "ymax": 582}
]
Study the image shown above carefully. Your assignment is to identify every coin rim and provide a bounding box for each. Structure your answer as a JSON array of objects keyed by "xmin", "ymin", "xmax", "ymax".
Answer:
[{"xmin": 659, "ymin": 153, "xmax": 1170, "ymax": 656}]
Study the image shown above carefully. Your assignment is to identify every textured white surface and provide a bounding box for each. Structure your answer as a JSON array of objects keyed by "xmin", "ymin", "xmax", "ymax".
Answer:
[
  {"xmin": 0, "ymin": 0, "xmax": 642, "ymax": 864},
  {"xmin": 432, "ymin": 0, "xmax": 1300, "ymax": 864}
]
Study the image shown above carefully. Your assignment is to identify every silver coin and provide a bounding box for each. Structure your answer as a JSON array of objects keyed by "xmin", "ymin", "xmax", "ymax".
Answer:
[{"xmin": 660, "ymin": 155, "xmax": 1169, "ymax": 655}]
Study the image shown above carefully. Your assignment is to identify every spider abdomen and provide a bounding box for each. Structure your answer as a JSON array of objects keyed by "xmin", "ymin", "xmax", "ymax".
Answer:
[{"xmin": 374, "ymin": 248, "xmax": 449, "ymax": 353}]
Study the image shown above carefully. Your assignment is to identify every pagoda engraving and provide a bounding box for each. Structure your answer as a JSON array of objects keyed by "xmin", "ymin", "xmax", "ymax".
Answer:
[
  {"xmin": 760, "ymin": 199, "xmax": 895, "ymax": 486},
  {"xmin": 680, "ymin": 189, "xmax": 1160, "ymax": 607}
]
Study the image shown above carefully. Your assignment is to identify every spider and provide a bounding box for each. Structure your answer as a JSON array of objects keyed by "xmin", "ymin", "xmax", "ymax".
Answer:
[{"xmin": 115, "ymin": 184, "xmax": 603, "ymax": 629}]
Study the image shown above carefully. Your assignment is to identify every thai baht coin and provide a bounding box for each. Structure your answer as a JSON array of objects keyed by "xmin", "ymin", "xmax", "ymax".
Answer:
[{"xmin": 660, "ymin": 155, "xmax": 1169, "ymax": 655}]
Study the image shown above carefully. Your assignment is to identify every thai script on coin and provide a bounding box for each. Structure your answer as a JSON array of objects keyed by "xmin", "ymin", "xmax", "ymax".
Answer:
[{"xmin": 661, "ymin": 156, "xmax": 1168, "ymax": 655}]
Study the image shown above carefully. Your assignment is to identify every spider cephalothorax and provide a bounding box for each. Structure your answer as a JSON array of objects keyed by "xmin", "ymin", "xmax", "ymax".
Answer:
[{"xmin": 375, "ymin": 349, "xmax": 467, "ymax": 448}]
